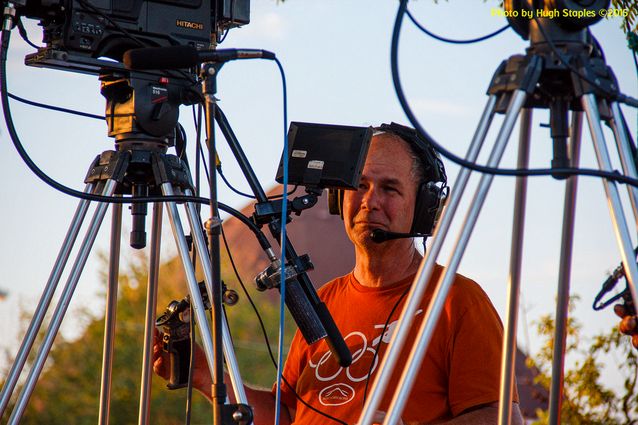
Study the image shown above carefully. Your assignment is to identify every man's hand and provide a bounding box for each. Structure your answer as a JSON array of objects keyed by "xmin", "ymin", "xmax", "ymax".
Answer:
[
  {"xmin": 152, "ymin": 328, "xmax": 212, "ymax": 394},
  {"xmin": 152, "ymin": 328, "xmax": 170, "ymax": 380},
  {"xmin": 614, "ymin": 303, "xmax": 638, "ymax": 349}
]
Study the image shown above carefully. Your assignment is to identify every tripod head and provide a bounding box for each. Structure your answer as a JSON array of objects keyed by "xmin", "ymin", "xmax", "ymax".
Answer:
[
  {"xmin": 505, "ymin": 0, "xmax": 610, "ymax": 45},
  {"xmin": 494, "ymin": 0, "xmax": 618, "ymax": 176},
  {"xmin": 100, "ymin": 70, "xmax": 200, "ymax": 151}
]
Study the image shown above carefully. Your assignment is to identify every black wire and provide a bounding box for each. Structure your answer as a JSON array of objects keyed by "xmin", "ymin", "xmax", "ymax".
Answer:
[
  {"xmin": 362, "ymin": 285, "xmax": 411, "ymax": 405},
  {"xmin": 193, "ymin": 105, "xmax": 203, "ymax": 198},
  {"xmin": 268, "ymin": 185, "xmax": 299, "ymax": 200},
  {"xmin": 75, "ymin": 0, "xmax": 146, "ymax": 49},
  {"xmin": 217, "ymin": 167, "xmax": 299, "ymax": 200},
  {"xmin": 73, "ymin": 0, "xmax": 196, "ymax": 84},
  {"xmin": 15, "ymin": 17, "xmax": 39, "ymax": 49},
  {"xmin": 194, "ymin": 133, "xmax": 273, "ymax": 252},
  {"xmin": 220, "ymin": 228, "xmax": 348, "ymax": 425},
  {"xmin": 219, "ymin": 29, "xmax": 230, "ymax": 44},
  {"xmin": 406, "ymin": 9, "xmax": 509, "ymax": 44},
  {"xmin": 218, "ymin": 168, "xmax": 257, "ymax": 199},
  {"xmin": 8, "ymin": 92, "xmax": 104, "ymax": 120},
  {"xmin": 391, "ymin": 0, "xmax": 638, "ymax": 187}
]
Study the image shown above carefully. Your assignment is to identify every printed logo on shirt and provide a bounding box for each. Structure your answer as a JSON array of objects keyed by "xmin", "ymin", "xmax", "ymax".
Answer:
[
  {"xmin": 319, "ymin": 383, "xmax": 355, "ymax": 406},
  {"xmin": 309, "ymin": 310, "xmax": 422, "ymax": 407}
]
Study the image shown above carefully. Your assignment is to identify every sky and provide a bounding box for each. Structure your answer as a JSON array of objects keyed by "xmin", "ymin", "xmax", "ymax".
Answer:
[{"xmin": 0, "ymin": 0, "xmax": 637, "ymax": 403}]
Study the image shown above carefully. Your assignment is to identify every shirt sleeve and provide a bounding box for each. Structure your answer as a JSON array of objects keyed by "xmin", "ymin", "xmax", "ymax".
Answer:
[{"xmin": 446, "ymin": 280, "xmax": 518, "ymax": 416}]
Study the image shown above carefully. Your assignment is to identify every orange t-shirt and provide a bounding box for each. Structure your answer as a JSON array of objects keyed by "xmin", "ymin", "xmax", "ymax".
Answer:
[{"xmin": 275, "ymin": 264, "xmax": 516, "ymax": 424}]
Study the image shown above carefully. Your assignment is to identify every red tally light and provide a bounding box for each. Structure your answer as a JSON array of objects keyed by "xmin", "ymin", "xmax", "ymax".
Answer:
[{"xmin": 159, "ymin": 77, "xmax": 170, "ymax": 84}]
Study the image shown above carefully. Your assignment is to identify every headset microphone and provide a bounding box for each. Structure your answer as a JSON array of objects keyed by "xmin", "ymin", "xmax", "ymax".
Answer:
[{"xmin": 369, "ymin": 229, "xmax": 425, "ymax": 243}]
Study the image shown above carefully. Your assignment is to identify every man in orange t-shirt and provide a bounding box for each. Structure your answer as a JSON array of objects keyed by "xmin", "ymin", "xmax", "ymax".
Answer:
[
  {"xmin": 154, "ymin": 123, "xmax": 523, "ymax": 424},
  {"xmin": 278, "ymin": 266, "xmax": 512, "ymax": 424}
]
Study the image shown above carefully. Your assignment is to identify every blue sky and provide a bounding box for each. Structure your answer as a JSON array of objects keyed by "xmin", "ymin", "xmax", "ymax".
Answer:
[{"xmin": 0, "ymin": 0, "xmax": 636, "ymax": 397}]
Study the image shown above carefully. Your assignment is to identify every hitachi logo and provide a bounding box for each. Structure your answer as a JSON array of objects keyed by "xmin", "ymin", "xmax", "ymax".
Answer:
[{"xmin": 176, "ymin": 20, "xmax": 204, "ymax": 30}]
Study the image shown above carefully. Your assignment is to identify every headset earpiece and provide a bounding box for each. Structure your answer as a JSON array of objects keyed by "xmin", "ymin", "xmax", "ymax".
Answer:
[
  {"xmin": 411, "ymin": 182, "xmax": 446, "ymax": 236},
  {"xmin": 327, "ymin": 188, "xmax": 344, "ymax": 218}
]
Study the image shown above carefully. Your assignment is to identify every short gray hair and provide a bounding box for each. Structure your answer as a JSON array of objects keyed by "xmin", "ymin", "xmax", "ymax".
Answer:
[{"xmin": 373, "ymin": 129, "xmax": 425, "ymax": 184}]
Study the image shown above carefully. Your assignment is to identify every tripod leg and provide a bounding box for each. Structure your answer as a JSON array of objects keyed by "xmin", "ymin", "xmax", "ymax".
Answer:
[
  {"xmin": 0, "ymin": 183, "xmax": 95, "ymax": 419},
  {"xmin": 609, "ymin": 102, "xmax": 638, "ymax": 224},
  {"xmin": 138, "ymin": 203, "xmax": 162, "ymax": 425},
  {"xmin": 380, "ymin": 90, "xmax": 528, "ymax": 425},
  {"xmin": 183, "ymin": 189, "xmax": 248, "ymax": 404},
  {"xmin": 98, "ymin": 202, "xmax": 123, "ymax": 425},
  {"xmin": 7, "ymin": 179, "xmax": 118, "ymax": 425},
  {"xmin": 160, "ymin": 183, "xmax": 217, "ymax": 388},
  {"xmin": 547, "ymin": 111, "xmax": 583, "ymax": 425},
  {"xmin": 582, "ymin": 95, "xmax": 638, "ymax": 307},
  {"xmin": 359, "ymin": 94, "xmax": 499, "ymax": 424},
  {"xmin": 498, "ymin": 108, "xmax": 533, "ymax": 425}
]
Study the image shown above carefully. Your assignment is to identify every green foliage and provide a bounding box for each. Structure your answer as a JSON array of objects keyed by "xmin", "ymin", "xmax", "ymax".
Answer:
[
  {"xmin": 527, "ymin": 297, "xmax": 638, "ymax": 424},
  {"xmin": 2, "ymin": 245, "xmax": 294, "ymax": 424},
  {"xmin": 612, "ymin": 0, "xmax": 638, "ymax": 34}
]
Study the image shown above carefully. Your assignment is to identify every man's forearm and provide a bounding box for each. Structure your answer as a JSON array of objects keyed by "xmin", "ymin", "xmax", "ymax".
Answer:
[
  {"xmin": 193, "ymin": 373, "xmax": 292, "ymax": 425},
  {"xmin": 427, "ymin": 403, "xmax": 523, "ymax": 425}
]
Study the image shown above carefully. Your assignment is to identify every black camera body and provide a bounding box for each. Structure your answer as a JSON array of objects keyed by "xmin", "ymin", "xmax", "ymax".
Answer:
[
  {"xmin": 15, "ymin": 0, "xmax": 249, "ymax": 69},
  {"xmin": 156, "ymin": 298, "xmax": 193, "ymax": 390}
]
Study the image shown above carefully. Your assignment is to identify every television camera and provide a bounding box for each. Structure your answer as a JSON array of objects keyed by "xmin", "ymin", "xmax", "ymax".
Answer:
[{"xmin": 8, "ymin": 0, "xmax": 249, "ymax": 74}]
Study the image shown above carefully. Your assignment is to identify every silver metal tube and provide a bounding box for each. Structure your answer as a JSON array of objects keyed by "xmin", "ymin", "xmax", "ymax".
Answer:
[
  {"xmin": 0, "ymin": 183, "xmax": 94, "ymax": 418},
  {"xmin": 161, "ymin": 184, "xmax": 217, "ymax": 388},
  {"xmin": 547, "ymin": 112, "xmax": 583, "ymax": 425},
  {"xmin": 98, "ymin": 202, "xmax": 123, "ymax": 425},
  {"xmin": 609, "ymin": 102, "xmax": 638, "ymax": 224},
  {"xmin": 382, "ymin": 90, "xmax": 528, "ymax": 425},
  {"xmin": 358, "ymin": 94, "xmax": 498, "ymax": 425},
  {"xmin": 138, "ymin": 203, "xmax": 162, "ymax": 425},
  {"xmin": 582, "ymin": 95, "xmax": 638, "ymax": 307},
  {"xmin": 183, "ymin": 190, "xmax": 248, "ymax": 404},
  {"xmin": 498, "ymin": 108, "xmax": 533, "ymax": 425},
  {"xmin": 8, "ymin": 180, "xmax": 118, "ymax": 425}
]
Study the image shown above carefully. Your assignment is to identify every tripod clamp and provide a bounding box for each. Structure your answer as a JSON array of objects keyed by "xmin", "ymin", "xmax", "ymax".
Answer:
[
  {"xmin": 221, "ymin": 403, "xmax": 253, "ymax": 425},
  {"xmin": 252, "ymin": 191, "xmax": 320, "ymax": 226}
]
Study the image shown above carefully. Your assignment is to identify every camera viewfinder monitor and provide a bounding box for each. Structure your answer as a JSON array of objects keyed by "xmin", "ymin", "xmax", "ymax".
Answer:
[{"xmin": 276, "ymin": 122, "xmax": 373, "ymax": 190}]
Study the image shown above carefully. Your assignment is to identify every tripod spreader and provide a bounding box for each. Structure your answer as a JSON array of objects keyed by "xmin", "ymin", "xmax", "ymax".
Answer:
[{"xmin": 84, "ymin": 149, "xmax": 194, "ymax": 198}]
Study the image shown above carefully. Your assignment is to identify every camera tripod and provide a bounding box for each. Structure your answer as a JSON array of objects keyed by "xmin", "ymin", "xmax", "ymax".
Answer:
[
  {"xmin": 0, "ymin": 68, "xmax": 258, "ymax": 424},
  {"xmin": 359, "ymin": 13, "xmax": 638, "ymax": 425},
  {"xmin": 0, "ymin": 54, "xmax": 350, "ymax": 423}
]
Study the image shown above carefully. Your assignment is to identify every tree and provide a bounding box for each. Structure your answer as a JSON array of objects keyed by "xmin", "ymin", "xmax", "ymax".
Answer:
[
  {"xmin": 611, "ymin": 0, "xmax": 638, "ymax": 33},
  {"xmin": 2, "ymin": 243, "xmax": 294, "ymax": 424},
  {"xmin": 526, "ymin": 297, "xmax": 638, "ymax": 424}
]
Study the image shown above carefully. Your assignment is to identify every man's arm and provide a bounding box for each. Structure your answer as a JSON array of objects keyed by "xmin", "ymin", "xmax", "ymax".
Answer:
[
  {"xmin": 193, "ymin": 376, "xmax": 294, "ymax": 425},
  {"xmin": 152, "ymin": 330, "xmax": 294, "ymax": 425},
  {"xmin": 408, "ymin": 402, "xmax": 523, "ymax": 425}
]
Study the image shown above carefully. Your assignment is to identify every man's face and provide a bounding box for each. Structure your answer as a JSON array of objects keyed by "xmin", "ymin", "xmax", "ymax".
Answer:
[{"xmin": 343, "ymin": 133, "xmax": 419, "ymax": 248}]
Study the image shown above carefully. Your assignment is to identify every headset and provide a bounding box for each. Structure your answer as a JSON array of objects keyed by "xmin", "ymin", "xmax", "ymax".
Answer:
[{"xmin": 327, "ymin": 122, "xmax": 448, "ymax": 237}]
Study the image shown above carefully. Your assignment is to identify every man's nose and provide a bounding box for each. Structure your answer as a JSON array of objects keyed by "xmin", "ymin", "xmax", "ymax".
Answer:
[{"xmin": 361, "ymin": 186, "xmax": 381, "ymax": 210}]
